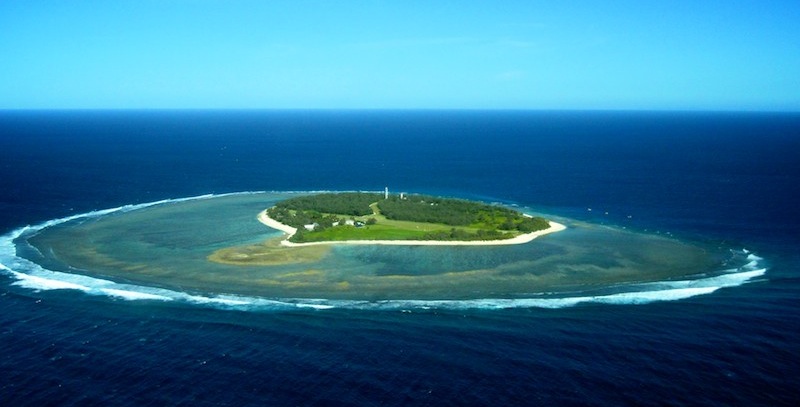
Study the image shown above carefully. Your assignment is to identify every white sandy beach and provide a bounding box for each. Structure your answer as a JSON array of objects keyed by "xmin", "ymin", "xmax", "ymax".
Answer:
[{"xmin": 257, "ymin": 210, "xmax": 566, "ymax": 247}]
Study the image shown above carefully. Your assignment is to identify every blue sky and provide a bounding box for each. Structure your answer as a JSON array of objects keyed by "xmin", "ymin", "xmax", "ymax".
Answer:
[{"xmin": 1, "ymin": 1, "xmax": 799, "ymax": 110}]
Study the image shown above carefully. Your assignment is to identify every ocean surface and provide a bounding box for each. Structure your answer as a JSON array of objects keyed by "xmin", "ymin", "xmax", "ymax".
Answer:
[{"xmin": 1, "ymin": 110, "xmax": 798, "ymax": 405}]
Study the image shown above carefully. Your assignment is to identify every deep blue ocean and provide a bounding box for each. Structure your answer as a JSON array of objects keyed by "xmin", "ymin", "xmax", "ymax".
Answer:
[{"xmin": 1, "ymin": 110, "xmax": 799, "ymax": 406}]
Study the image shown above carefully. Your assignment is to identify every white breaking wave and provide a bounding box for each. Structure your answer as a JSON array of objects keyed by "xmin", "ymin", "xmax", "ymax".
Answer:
[
  {"xmin": 0, "ymin": 193, "xmax": 768, "ymax": 311},
  {"xmin": 100, "ymin": 288, "xmax": 174, "ymax": 301}
]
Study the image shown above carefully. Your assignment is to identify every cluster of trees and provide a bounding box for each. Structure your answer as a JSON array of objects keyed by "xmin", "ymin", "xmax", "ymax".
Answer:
[
  {"xmin": 273, "ymin": 193, "xmax": 380, "ymax": 216},
  {"xmin": 378, "ymin": 196, "xmax": 477, "ymax": 225},
  {"xmin": 515, "ymin": 216, "xmax": 550, "ymax": 232},
  {"xmin": 420, "ymin": 228, "xmax": 508, "ymax": 241},
  {"xmin": 377, "ymin": 195, "xmax": 549, "ymax": 233},
  {"xmin": 265, "ymin": 192, "xmax": 550, "ymax": 243},
  {"xmin": 267, "ymin": 206, "xmax": 340, "ymax": 229}
]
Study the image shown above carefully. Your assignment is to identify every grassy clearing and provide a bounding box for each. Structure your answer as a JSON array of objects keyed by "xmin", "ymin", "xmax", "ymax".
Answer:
[
  {"xmin": 298, "ymin": 205, "xmax": 519, "ymax": 242},
  {"xmin": 269, "ymin": 195, "xmax": 534, "ymax": 243},
  {"xmin": 299, "ymin": 224, "xmax": 432, "ymax": 241}
]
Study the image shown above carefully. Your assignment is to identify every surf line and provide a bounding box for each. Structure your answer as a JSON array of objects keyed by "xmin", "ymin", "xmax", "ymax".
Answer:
[{"xmin": 0, "ymin": 193, "xmax": 768, "ymax": 310}]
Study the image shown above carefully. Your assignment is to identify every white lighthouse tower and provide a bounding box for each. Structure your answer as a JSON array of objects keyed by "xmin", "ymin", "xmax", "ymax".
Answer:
[{"xmin": 384, "ymin": 187, "xmax": 389, "ymax": 199}]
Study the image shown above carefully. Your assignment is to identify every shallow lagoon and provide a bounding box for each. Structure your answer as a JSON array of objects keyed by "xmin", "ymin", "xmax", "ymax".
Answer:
[{"xmin": 22, "ymin": 192, "xmax": 743, "ymax": 301}]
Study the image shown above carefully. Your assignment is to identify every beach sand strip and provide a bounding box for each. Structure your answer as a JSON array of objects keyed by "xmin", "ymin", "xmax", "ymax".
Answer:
[{"xmin": 257, "ymin": 210, "xmax": 566, "ymax": 247}]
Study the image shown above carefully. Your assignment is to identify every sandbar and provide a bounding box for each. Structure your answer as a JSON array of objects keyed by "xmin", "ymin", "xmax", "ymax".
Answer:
[{"xmin": 257, "ymin": 210, "xmax": 566, "ymax": 247}]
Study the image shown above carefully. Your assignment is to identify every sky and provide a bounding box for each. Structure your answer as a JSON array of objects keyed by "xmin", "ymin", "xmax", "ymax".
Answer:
[{"xmin": 1, "ymin": 0, "xmax": 799, "ymax": 111}]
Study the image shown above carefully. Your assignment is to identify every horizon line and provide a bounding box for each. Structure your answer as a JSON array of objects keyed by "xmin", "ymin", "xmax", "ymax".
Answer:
[{"xmin": 1, "ymin": 107, "xmax": 799, "ymax": 114}]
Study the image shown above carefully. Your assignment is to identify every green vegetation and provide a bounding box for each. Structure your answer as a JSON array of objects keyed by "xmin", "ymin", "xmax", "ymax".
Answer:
[
  {"xmin": 378, "ymin": 194, "xmax": 550, "ymax": 232},
  {"xmin": 266, "ymin": 192, "xmax": 550, "ymax": 243},
  {"xmin": 272, "ymin": 192, "xmax": 379, "ymax": 216}
]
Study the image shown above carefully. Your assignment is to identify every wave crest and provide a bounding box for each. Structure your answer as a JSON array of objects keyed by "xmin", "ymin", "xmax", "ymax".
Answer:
[{"xmin": 0, "ymin": 193, "xmax": 767, "ymax": 311}]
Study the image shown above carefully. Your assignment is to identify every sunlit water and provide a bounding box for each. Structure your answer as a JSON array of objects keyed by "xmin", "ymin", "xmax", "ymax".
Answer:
[
  {"xmin": 2, "ymin": 192, "xmax": 764, "ymax": 310},
  {"xmin": 1, "ymin": 111, "xmax": 796, "ymax": 406}
]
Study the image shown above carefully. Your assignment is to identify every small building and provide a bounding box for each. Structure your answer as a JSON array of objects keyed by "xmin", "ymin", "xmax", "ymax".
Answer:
[{"xmin": 304, "ymin": 223, "xmax": 318, "ymax": 231}]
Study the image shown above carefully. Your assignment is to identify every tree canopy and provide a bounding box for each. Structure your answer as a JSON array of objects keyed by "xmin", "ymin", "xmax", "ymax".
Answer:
[
  {"xmin": 377, "ymin": 194, "xmax": 549, "ymax": 232},
  {"xmin": 265, "ymin": 192, "xmax": 550, "ymax": 243},
  {"xmin": 273, "ymin": 192, "xmax": 380, "ymax": 216}
]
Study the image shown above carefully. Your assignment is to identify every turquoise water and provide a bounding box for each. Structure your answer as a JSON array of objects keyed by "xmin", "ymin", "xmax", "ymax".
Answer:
[
  {"xmin": 16, "ymin": 192, "xmax": 758, "ymax": 305},
  {"xmin": 0, "ymin": 111, "xmax": 796, "ymax": 406}
]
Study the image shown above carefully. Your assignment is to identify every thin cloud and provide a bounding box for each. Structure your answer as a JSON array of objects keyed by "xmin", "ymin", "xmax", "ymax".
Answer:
[
  {"xmin": 496, "ymin": 39, "xmax": 540, "ymax": 49},
  {"xmin": 347, "ymin": 37, "xmax": 475, "ymax": 49},
  {"xmin": 495, "ymin": 70, "xmax": 526, "ymax": 81}
]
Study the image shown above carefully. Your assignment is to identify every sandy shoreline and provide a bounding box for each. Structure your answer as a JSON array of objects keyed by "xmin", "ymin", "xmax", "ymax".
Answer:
[{"xmin": 257, "ymin": 210, "xmax": 566, "ymax": 247}]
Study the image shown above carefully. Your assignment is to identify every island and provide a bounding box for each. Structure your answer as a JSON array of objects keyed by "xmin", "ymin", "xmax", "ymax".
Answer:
[
  {"xmin": 26, "ymin": 191, "xmax": 729, "ymax": 301},
  {"xmin": 258, "ymin": 191, "xmax": 566, "ymax": 246}
]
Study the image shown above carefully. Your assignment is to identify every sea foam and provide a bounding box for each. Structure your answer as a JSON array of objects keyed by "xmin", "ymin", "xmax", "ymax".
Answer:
[{"xmin": 0, "ymin": 194, "xmax": 768, "ymax": 311}]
